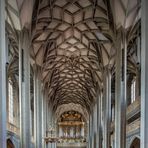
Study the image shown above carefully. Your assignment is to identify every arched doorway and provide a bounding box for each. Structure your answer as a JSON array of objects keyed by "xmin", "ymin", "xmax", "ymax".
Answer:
[
  {"xmin": 7, "ymin": 139, "xmax": 15, "ymax": 148},
  {"xmin": 130, "ymin": 137, "xmax": 140, "ymax": 148}
]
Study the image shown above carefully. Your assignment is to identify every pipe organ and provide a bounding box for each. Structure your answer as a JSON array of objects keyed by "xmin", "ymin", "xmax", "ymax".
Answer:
[{"xmin": 57, "ymin": 111, "xmax": 86, "ymax": 143}]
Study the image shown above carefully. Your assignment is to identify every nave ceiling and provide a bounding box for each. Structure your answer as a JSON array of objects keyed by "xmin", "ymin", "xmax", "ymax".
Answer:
[{"xmin": 6, "ymin": 0, "xmax": 141, "ymax": 115}]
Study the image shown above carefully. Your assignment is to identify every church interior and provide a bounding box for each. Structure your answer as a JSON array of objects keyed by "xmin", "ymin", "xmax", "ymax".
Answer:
[{"xmin": 1, "ymin": 0, "xmax": 148, "ymax": 148}]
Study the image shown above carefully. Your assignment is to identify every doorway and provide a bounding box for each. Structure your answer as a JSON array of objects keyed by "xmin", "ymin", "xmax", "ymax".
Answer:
[
  {"xmin": 7, "ymin": 139, "xmax": 15, "ymax": 148},
  {"xmin": 130, "ymin": 137, "xmax": 140, "ymax": 148}
]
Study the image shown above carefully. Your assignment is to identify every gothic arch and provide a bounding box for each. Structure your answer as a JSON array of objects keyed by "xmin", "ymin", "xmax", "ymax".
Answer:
[
  {"xmin": 7, "ymin": 139, "xmax": 15, "ymax": 148},
  {"xmin": 129, "ymin": 136, "xmax": 140, "ymax": 148}
]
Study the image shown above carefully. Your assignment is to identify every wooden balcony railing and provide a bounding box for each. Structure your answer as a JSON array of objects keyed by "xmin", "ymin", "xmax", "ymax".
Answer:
[
  {"xmin": 126, "ymin": 97, "xmax": 141, "ymax": 119},
  {"xmin": 111, "ymin": 118, "xmax": 140, "ymax": 135},
  {"xmin": 7, "ymin": 123, "xmax": 34, "ymax": 143},
  {"xmin": 126, "ymin": 118, "xmax": 140, "ymax": 134},
  {"xmin": 57, "ymin": 142, "xmax": 87, "ymax": 147}
]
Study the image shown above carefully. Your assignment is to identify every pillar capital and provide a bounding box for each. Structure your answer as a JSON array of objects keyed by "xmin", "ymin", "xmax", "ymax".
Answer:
[{"xmin": 104, "ymin": 64, "xmax": 113, "ymax": 72}]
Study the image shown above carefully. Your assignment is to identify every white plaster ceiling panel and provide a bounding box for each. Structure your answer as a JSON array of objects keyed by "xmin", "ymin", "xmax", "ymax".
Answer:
[
  {"xmin": 112, "ymin": 0, "xmax": 140, "ymax": 28},
  {"xmin": 19, "ymin": 0, "xmax": 34, "ymax": 28},
  {"xmin": 55, "ymin": 0, "xmax": 67, "ymax": 7},
  {"xmin": 6, "ymin": 0, "xmax": 21, "ymax": 30},
  {"xmin": 38, "ymin": 9, "xmax": 49, "ymax": 19},
  {"xmin": 66, "ymin": 4, "xmax": 80, "ymax": 13},
  {"xmin": 74, "ymin": 12, "xmax": 83, "ymax": 24},
  {"xmin": 77, "ymin": 0, "xmax": 91, "ymax": 8}
]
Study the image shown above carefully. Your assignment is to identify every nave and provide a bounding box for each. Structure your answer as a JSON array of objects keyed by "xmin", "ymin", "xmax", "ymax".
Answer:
[{"xmin": 0, "ymin": 0, "xmax": 148, "ymax": 148}]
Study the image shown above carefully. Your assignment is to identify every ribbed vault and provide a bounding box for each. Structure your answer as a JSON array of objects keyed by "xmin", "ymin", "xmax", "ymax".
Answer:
[
  {"xmin": 55, "ymin": 103, "xmax": 89, "ymax": 121},
  {"xmin": 31, "ymin": 0, "xmax": 116, "ymax": 111},
  {"xmin": 6, "ymin": 0, "xmax": 141, "ymax": 113}
]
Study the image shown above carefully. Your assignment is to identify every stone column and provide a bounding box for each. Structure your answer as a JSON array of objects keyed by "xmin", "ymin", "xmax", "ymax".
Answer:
[
  {"xmin": 48, "ymin": 103, "xmax": 53, "ymax": 148},
  {"xmin": 103, "ymin": 67, "xmax": 111, "ymax": 148},
  {"xmin": 19, "ymin": 29, "xmax": 31, "ymax": 148},
  {"xmin": 88, "ymin": 114, "xmax": 93, "ymax": 148},
  {"xmin": 42, "ymin": 91, "xmax": 47, "ymax": 148},
  {"xmin": 92, "ymin": 103, "xmax": 97, "ymax": 148},
  {"xmin": 85, "ymin": 121, "xmax": 88, "ymax": 148},
  {"xmin": 45, "ymin": 95, "xmax": 49, "ymax": 148},
  {"xmin": 6, "ymin": 33, "xmax": 9, "ymax": 126},
  {"xmin": 33, "ymin": 65, "xmax": 37, "ymax": 147},
  {"xmin": 0, "ymin": 0, "xmax": 6, "ymax": 147},
  {"xmin": 87, "ymin": 118, "xmax": 90, "ymax": 148},
  {"xmin": 34, "ymin": 66, "xmax": 42, "ymax": 148},
  {"xmin": 97, "ymin": 88, "xmax": 102, "ymax": 148},
  {"xmin": 115, "ymin": 30, "xmax": 127, "ymax": 148},
  {"xmin": 141, "ymin": 0, "xmax": 148, "ymax": 147},
  {"xmin": 135, "ymin": 71, "xmax": 140, "ymax": 99}
]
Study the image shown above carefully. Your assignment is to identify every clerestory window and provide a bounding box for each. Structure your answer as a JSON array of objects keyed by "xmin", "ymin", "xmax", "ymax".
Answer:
[
  {"xmin": 131, "ymin": 78, "xmax": 136, "ymax": 103},
  {"xmin": 8, "ymin": 80, "xmax": 14, "ymax": 123}
]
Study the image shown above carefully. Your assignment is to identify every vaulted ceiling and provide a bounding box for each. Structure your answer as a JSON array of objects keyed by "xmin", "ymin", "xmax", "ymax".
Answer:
[
  {"xmin": 31, "ymin": 0, "xmax": 115, "ymax": 111},
  {"xmin": 6, "ymin": 0, "xmax": 141, "ymax": 114}
]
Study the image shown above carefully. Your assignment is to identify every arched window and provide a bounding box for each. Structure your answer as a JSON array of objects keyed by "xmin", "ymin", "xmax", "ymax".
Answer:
[
  {"xmin": 8, "ymin": 80, "xmax": 14, "ymax": 123},
  {"xmin": 131, "ymin": 78, "xmax": 136, "ymax": 103}
]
